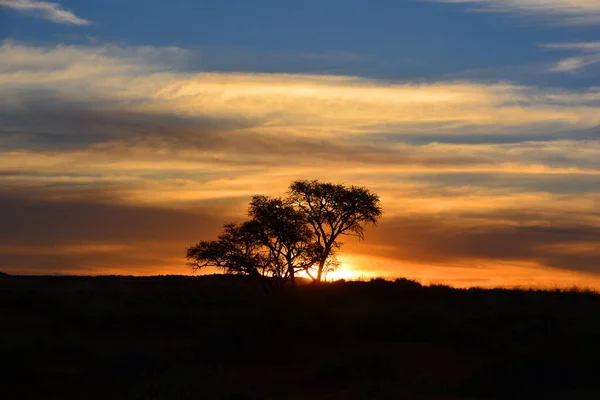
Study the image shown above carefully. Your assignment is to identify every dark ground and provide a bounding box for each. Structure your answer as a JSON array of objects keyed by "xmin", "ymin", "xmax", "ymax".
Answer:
[{"xmin": 1, "ymin": 274, "xmax": 600, "ymax": 399}]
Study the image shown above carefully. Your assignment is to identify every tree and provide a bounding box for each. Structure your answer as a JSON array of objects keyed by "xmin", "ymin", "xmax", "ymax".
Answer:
[
  {"xmin": 289, "ymin": 180, "xmax": 382, "ymax": 282},
  {"xmin": 187, "ymin": 180, "xmax": 382, "ymax": 286},
  {"xmin": 248, "ymin": 195, "xmax": 318, "ymax": 286},
  {"xmin": 186, "ymin": 196, "xmax": 319, "ymax": 288},
  {"xmin": 186, "ymin": 221, "xmax": 268, "ymax": 279}
]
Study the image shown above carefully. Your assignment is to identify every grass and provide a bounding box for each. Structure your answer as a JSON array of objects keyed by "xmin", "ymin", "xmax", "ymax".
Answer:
[{"xmin": 1, "ymin": 274, "xmax": 600, "ymax": 399}]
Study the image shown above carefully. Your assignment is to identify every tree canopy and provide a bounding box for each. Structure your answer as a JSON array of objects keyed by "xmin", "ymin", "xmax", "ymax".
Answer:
[
  {"xmin": 186, "ymin": 180, "xmax": 382, "ymax": 286},
  {"xmin": 289, "ymin": 180, "xmax": 383, "ymax": 282}
]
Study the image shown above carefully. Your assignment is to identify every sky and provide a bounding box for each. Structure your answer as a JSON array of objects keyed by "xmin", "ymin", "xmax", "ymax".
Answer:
[{"xmin": 1, "ymin": 0, "xmax": 599, "ymax": 287}]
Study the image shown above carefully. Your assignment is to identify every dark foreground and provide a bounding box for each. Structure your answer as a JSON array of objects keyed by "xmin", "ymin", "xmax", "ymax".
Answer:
[{"xmin": 2, "ymin": 274, "xmax": 600, "ymax": 399}]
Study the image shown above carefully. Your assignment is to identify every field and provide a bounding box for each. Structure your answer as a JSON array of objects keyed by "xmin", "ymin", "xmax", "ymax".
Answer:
[{"xmin": 2, "ymin": 274, "xmax": 600, "ymax": 399}]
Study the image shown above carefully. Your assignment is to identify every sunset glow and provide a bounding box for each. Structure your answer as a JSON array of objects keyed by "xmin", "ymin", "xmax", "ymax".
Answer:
[{"xmin": 1, "ymin": 1, "xmax": 600, "ymax": 288}]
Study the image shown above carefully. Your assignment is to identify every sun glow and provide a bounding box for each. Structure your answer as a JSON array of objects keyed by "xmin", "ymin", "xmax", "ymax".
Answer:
[
  {"xmin": 323, "ymin": 256, "xmax": 376, "ymax": 281},
  {"xmin": 295, "ymin": 256, "xmax": 372, "ymax": 282}
]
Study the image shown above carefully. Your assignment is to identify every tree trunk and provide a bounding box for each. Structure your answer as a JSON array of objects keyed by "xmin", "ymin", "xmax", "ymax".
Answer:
[
  {"xmin": 316, "ymin": 244, "xmax": 333, "ymax": 283},
  {"xmin": 316, "ymin": 259, "xmax": 325, "ymax": 283},
  {"xmin": 285, "ymin": 255, "xmax": 296, "ymax": 287}
]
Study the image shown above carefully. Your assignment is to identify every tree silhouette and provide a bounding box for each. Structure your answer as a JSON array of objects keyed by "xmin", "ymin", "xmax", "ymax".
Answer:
[
  {"xmin": 187, "ymin": 180, "xmax": 381, "ymax": 285},
  {"xmin": 289, "ymin": 180, "xmax": 382, "ymax": 282},
  {"xmin": 186, "ymin": 221, "xmax": 268, "ymax": 279},
  {"xmin": 248, "ymin": 195, "xmax": 317, "ymax": 286}
]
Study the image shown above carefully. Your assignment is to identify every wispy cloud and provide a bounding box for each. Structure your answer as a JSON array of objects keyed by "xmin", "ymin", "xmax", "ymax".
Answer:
[
  {"xmin": 544, "ymin": 42, "xmax": 600, "ymax": 73},
  {"xmin": 2, "ymin": 41, "xmax": 599, "ymax": 138},
  {"xmin": 430, "ymin": 0, "xmax": 600, "ymax": 24},
  {"xmin": 0, "ymin": 0, "xmax": 90, "ymax": 25}
]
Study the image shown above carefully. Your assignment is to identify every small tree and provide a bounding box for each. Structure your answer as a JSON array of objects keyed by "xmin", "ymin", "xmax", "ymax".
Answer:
[
  {"xmin": 289, "ymin": 180, "xmax": 382, "ymax": 282},
  {"xmin": 186, "ymin": 221, "xmax": 268, "ymax": 278},
  {"xmin": 187, "ymin": 196, "xmax": 319, "ymax": 287},
  {"xmin": 248, "ymin": 195, "xmax": 317, "ymax": 286}
]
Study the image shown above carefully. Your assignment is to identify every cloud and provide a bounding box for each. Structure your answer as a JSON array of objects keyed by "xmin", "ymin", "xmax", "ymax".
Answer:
[
  {"xmin": 1, "ymin": 42, "xmax": 600, "ymax": 203},
  {"xmin": 430, "ymin": 0, "xmax": 600, "ymax": 24},
  {"xmin": 546, "ymin": 42, "xmax": 600, "ymax": 52},
  {"xmin": 0, "ymin": 0, "xmax": 90, "ymax": 25},
  {"xmin": 2, "ymin": 181, "xmax": 600, "ymax": 281},
  {"xmin": 2, "ymin": 41, "xmax": 600, "ymax": 139},
  {"xmin": 348, "ymin": 211, "xmax": 600, "ymax": 275},
  {"xmin": 0, "ymin": 187, "xmax": 227, "ymax": 274},
  {"xmin": 3, "ymin": 97, "xmax": 600, "ymax": 201},
  {"xmin": 1, "ymin": 41, "xmax": 600, "ymax": 283},
  {"xmin": 544, "ymin": 42, "xmax": 600, "ymax": 73}
]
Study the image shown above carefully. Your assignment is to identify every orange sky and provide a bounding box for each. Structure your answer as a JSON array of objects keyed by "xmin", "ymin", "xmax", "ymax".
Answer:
[{"xmin": 1, "ymin": 42, "xmax": 600, "ymax": 288}]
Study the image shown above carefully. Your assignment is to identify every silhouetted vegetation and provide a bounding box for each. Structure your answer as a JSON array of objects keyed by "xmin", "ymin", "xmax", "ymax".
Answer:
[
  {"xmin": 2, "ymin": 274, "xmax": 600, "ymax": 399},
  {"xmin": 187, "ymin": 180, "xmax": 382, "ymax": 285}
]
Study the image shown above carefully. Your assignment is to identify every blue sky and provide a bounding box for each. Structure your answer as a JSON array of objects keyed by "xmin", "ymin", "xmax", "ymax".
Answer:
[
  {"xmin": 2, "ymin": 0, "xmax": 599, "ymax": 84},
  {"xmin": 1, "ymin": 1, "xmax": 600, "ymax": 286}
]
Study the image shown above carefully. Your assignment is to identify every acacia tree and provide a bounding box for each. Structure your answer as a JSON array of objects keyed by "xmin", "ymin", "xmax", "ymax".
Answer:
[
  {"xmin": 248, "ymin": 195, "xmax": 318, "ymax": 286},
  {"xmin": 289, "ymin": 180, "xmax": 382, "ymax": 282},
  {"xmin": 186, "ymin": 196, "xmax": 319, "ymax": 287},
  {"xmin": 186, "ymin": 221, "xmax": 268, "ymax": 278},
  {"xmin": 187, "ymin": 180, "xmax": 381, "ymax": 285}
]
